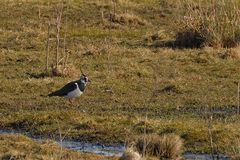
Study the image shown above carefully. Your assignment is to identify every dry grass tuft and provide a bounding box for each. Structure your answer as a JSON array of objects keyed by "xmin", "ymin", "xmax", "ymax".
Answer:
[
  {"xmin": 231, "ymin": 139, "xmax": 240, "ymax": 160},
  {"xmin": 119, "ymin": 147, "xmax": 142, "ymax": 160},
  {"xmin": 51, "ymin": 64, "xmax": 79, "ymax": 78},
  {"xmin": 135, "ymin": 134, "xmax": 183, "ymax": 159},
  {"xmin": 173, "ymin": 0, "xmax": 240, "ymax": 48},
  {"xmin": 109, "ymin": 13, "xmax": 148, "ymax": 26},
  {"xmin": 217, "ymin": 46, "xmax": 240, "ymax": 59},
  {"xmin": 161, "ymin": 84, "xmax": 182, "ymax": 94},
  {"xmin": 149, "ymin": 30, "xmax": 170, "ymax": 42},
  {"xmin": 0, "ymin": 134, "xmax": 116, "ymax": 160}
]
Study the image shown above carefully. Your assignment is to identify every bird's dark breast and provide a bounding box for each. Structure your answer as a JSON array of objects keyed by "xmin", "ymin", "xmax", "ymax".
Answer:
[{"xmin": 78, "ymin": 82, "xmax": 86, "ymax": 92}]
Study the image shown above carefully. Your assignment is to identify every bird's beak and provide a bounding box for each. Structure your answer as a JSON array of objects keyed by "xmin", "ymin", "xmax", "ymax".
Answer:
[{"xmin": 88, "ymin": 79, "xmax": 91, "ymax": 82}]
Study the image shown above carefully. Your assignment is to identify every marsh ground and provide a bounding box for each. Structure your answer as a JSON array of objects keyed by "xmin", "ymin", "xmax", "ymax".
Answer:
[{"xmin": 0, "ymin": 0, "xmax": 240, "ymax": 159}]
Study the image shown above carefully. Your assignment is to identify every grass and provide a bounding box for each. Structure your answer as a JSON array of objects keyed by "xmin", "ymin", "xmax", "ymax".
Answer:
[
  {"xmin": 0, "ymin": 134, "xmax": 117, "ymax": 160},
  {"xmin": 119, "ymin": 148, "xmax": 141, "ymax": 160},
  {"xmin": 135, "ymin": 134, "xmax": 183, "ymax": 159},
  {"xmin": 0, "ymin": 0, "xmax": 240, "ymax": 159},
  {"xmin": 173, "ymin": 0, "xmax": 240, "ymax": 48}
]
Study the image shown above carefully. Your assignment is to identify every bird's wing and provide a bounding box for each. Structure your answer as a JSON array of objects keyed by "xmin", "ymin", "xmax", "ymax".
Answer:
[{"xmin": 48, "ymin": 81, "xmax": 78, "ymax": 97}]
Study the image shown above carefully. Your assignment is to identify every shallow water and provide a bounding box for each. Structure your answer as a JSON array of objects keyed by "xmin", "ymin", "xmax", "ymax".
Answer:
[
  {"xmin": 184, "ymin": 153, "xmax": 230, "ymax": 160},
  {"xmin": 0, "ymin": 130, "xmax": 124, "ymax": 157},
  {"xmin": 0, "ymin": 130, "xmax": 231, "ymax": 159},
  {"xmin": 57, "ymin": 140, "xmax": 124, "ymax": 157}
]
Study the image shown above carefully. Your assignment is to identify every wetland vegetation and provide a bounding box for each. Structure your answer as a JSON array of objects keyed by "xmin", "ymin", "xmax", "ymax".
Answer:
[{"xmin": 0, "ymin": 0, "xmax": 240, "ymax": 159}]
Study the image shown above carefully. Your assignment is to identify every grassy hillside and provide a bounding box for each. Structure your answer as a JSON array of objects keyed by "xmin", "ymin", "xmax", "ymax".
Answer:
[{"xmin": 0, "ymin": 0, "xmax": 240, "ymax": 158}]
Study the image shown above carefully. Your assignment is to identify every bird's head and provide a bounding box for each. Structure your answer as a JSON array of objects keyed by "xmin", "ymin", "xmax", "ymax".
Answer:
[
  {"xmin": 80, "ymin": 69, "xmax": 90, "ymax": 84},
  {"xmin": 80, "ymin": 74, "xmax": 89, "ymax": 83}
]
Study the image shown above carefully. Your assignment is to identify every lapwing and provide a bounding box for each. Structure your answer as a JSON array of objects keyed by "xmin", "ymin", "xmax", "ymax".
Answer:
[{"xmin": 48, "ymin": 71, "xmax": 89, "ymax": 104}]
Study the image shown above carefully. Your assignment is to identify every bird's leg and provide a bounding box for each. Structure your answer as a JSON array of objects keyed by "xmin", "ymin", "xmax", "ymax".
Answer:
[{"xmin": 69, "ymin": 98, "xmax": 74, "ymax": 105}]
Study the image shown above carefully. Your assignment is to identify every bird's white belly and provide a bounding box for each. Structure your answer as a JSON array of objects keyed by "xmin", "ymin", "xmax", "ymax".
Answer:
[{"xmin": 65, "ymin": 87, "xmax": 82, "ymax": 99}]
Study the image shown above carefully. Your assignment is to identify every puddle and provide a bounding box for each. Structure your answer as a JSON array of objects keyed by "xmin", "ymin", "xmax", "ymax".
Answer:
[
  {"xmin": 184, "ymin": 153, "xmax": 230, "ymax": 160},
  {"xmin": 0, "ymin": 130, "xmax": 231, "ymax": 159},
  {"xmin": 0, "ymin": 129, "xmax": 124, "ymax": 157},
  {"xmin": 57, "ymin": 141, "xmax": 124, "ymax": 157}
]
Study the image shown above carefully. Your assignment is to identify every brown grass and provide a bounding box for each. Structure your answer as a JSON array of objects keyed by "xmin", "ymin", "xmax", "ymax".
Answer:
[
  {"xmin": 109, "ymin": 13, "xmax": 148, "ymax": 26},
  {"xmin": 51, "ymin": 64, "xmax": 79, "ymax": 78},
  {"xmin": 1, "ymin": 0, "xmax": 240, "ymax": 156},
  {"xmin": 217, "ymin": 46, "xmax": 240, "ymax": 59},
  {"xmin": 0, "ymin": 134, "xmax": 117, "ymax": 160},
  {"xmin": 230, "ymin": 138, "xmax": 240, "ymax": 160},
  {"xmin": 119, "ymin": 147, "xmax": 141, "ymax": 160},
  {"xmin": 173, "ymin": 0, "xmax": 240, "ymax": 48},
  {"xmin": 135, "ymin": 134, "xmax": 183, "ymax": 159}
]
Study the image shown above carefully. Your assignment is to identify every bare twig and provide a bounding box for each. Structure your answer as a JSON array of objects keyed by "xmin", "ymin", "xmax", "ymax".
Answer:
[
  {"xmin": 113, "ymin": 0, "xmax": 116, "ymax": 18},
  {"xmin": 38, "ymin": 5, "xmax": 41, "ymax": 29},
  {"xmin": 63, "ymin": 33, "xmax": 67, "ymax": 67},
  {"xmin": 55, "ymin": 2, "xmax": 63, "ymax": 68},
  {"xmin": 57, "ymin": 120, "xmax": 72, "ymax": 160},
  {"xmin": 207, "ymin": 114, "xmax": 214, "ymax": 159},
  {"xmin": 63, "ymin": 1, "xmax": 69, "ymax": 70},
  {"xmin": 45, "ymin": 20, "xmax": 50, "ymax": 73},
  {"xmin": 238, "ymin": 81, "xmax": 240, "ymax": 114},
  {"xmin": 101, "ymin": 9, "xmax": 104, "ymax": 25},
  {"xmin": 57, "ymin": 120, "xmax": 63, "ymax": 160},
  {"xmin": 143, "ymin": 114, "xmax": 148, "ymax": 158}
]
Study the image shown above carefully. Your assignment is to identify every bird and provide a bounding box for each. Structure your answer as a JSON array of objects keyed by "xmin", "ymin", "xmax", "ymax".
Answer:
[{"xmin": 48, "ymin": 71, "xmax": 89, "ymax": 104}]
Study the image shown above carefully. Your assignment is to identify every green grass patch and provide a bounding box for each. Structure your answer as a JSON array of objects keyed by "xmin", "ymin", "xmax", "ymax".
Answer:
[{"xmin": 0, "ymin": 0, "xmax": 240, "ymax": 158}]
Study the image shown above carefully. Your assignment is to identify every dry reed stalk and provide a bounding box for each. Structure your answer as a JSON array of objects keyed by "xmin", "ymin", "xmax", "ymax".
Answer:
[
  {"xmin": 63, "ymin": 1, "xmax": 69, "ymax": 70},
  {"xmin": 238, "ymin": 81, "xmax": 240, "ymax": 114},
  {"xmin": 45, "ymin": 20, "xmax": 50, "ymax": 73},
  {"xmin": 207, "ymin": 114, "xmax": 214, "ymax": 159},
  {"xmin": 174, "ymin": 0, "xmax": 240, "ymax": 48},
  {"xmin": 142, "ymin": 114, "xmax": 147, "ymax": 159},
  {"xmin": 55, "ymin": 2, "xmax": 63, "ymax": 68},
  {"xmin": 135, "ymin": 134, "xmax": 183, "ymax": 159}
]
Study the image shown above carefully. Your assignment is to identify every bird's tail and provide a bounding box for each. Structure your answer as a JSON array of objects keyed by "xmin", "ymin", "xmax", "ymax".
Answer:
[
  {"xmin": 48, "ymin": 92, "xmax": 55, "ymax": 97},
  {"xmin": 47, "ymin": 90, "xmax": 63, "ymax": 97},
  {"xmin": 40, "ymin": 94, "xmax": 47, "ymax": 97}
]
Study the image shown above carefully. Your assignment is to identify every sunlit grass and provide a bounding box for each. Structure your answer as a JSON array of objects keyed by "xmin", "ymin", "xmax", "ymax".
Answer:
[{"xmin": 0, "ymin": 0, "xmax": 240, "ymax": 158}]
